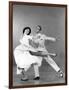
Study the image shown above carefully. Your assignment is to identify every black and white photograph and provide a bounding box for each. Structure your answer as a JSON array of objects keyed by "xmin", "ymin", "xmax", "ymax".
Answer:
[{"xmin": 9, "ymin": 1, "xmax": 67, "ymax": 88}]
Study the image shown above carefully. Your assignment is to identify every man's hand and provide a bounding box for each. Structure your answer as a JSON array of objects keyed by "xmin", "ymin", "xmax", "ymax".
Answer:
[{"xmin": 56, "ymin": 36, "xmax": 61, "ymax": 41}]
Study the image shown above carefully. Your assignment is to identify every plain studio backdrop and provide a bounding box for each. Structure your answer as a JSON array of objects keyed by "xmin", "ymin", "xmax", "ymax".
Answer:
[
  {"xmin": 0, "ymin": 0, "xmax": 69, "ymax": 90},
  {"xmin": 13, "ymin": 4, "xmax": 65, "ymax": 86}
]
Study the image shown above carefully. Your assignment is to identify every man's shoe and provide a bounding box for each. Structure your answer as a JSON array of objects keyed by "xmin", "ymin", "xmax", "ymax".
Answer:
[
  {"xmin": 33, "ymin": 77, "xmax": 40, "ymax": 80},
  {"xmin": 58, "ymin": 70, "xmax": 63, "ymax": 78}
]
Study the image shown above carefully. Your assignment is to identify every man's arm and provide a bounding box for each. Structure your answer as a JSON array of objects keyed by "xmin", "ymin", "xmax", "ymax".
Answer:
[
  {"xmin": 43, "ymin": 35, "xmax": 56, "ymax": 42},
  {"xmin": 34, "ymin": 34, "xmax": 56, "ymax": 42}
]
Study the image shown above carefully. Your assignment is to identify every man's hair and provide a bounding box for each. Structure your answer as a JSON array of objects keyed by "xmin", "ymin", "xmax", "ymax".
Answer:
[{"xmin": 23, "ymin": 27, "xmax": 31, "ymax": 35}]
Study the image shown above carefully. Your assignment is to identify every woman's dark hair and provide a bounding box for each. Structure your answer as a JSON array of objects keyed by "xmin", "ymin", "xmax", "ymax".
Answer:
[
  {"xmin": 37, "ymin": 25, "xmax": 42, "ymax": 31},
  {"xmin": 23, "ymin": 27, "xmax": 31, "ymax": 35}
]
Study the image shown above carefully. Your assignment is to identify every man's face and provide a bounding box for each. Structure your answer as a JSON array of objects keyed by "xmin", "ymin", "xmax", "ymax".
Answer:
[{"xmin": 36, "ymin": 26, "xmax": 41, "ymax": 34}]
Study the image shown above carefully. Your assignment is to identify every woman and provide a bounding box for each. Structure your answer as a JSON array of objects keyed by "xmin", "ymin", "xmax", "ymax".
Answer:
[{"xmin": 14, "ymin": 27, "xmax": 42, "ymax": 81}]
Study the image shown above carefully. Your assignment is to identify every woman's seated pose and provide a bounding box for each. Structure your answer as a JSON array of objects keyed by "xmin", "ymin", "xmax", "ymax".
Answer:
[{"xmin": 14, "ymin": 27, "xmax": 47, "ymax": 81}]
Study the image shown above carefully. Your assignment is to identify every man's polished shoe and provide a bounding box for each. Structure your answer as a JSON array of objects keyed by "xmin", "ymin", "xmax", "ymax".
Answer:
[{"xmin": 33, "ymin": 77, "xmax": 40, "ymax": 80}]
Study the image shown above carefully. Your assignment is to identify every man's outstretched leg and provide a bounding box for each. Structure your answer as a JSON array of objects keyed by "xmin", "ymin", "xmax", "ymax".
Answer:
[{"xmin": 44, "ymin": 55, "xmax": 63, "ymax": 78}]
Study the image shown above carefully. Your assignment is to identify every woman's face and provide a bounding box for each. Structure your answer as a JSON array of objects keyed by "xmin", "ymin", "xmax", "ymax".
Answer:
[{"xmin": 24, "ymin": 29, "xmax": 29, "ymax": 35}]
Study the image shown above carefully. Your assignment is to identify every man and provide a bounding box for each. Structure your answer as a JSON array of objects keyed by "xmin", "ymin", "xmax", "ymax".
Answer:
[{"xmin": 31, "ymin": 25, "xmax": 63, "ymax": 80}]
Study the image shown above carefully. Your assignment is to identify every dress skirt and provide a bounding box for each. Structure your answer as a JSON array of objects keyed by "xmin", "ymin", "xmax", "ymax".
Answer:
[{"xmin": 14, "ymin": 49, "xmax": 42, "ymax": 71}]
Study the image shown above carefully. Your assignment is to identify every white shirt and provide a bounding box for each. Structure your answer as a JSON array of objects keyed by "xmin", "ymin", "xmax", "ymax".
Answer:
[{"xmin": 33, "ymin": 33, "xmax": 56, "ymax": 52}]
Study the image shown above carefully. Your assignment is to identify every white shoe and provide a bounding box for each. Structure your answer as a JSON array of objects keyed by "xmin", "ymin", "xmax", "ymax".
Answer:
[{"xmin": 58, "ymin": 70, "xmax": 63, "ymax": 78}]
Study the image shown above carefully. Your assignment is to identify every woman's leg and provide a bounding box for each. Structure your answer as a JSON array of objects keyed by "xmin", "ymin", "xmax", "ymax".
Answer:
[{"xmin": 18, "ymin": 68, "xmax": 28, "ymax": 81}]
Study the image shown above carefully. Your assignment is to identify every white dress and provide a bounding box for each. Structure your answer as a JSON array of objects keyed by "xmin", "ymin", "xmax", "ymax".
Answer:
[{"xmin": 14, "ymin": 35, "xmax": 42, "ymax": 73}]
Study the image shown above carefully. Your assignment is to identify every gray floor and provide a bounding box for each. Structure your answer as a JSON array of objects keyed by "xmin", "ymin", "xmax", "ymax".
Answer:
[{"xmin": 13, "ymin": 57, "xmax": 65, "ymax": 87}]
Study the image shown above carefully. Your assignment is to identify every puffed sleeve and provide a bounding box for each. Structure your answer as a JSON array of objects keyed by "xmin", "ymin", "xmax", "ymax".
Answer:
[{"xmin": 19, "ymin": 35, "xmax": 27, "ymax": 45}]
